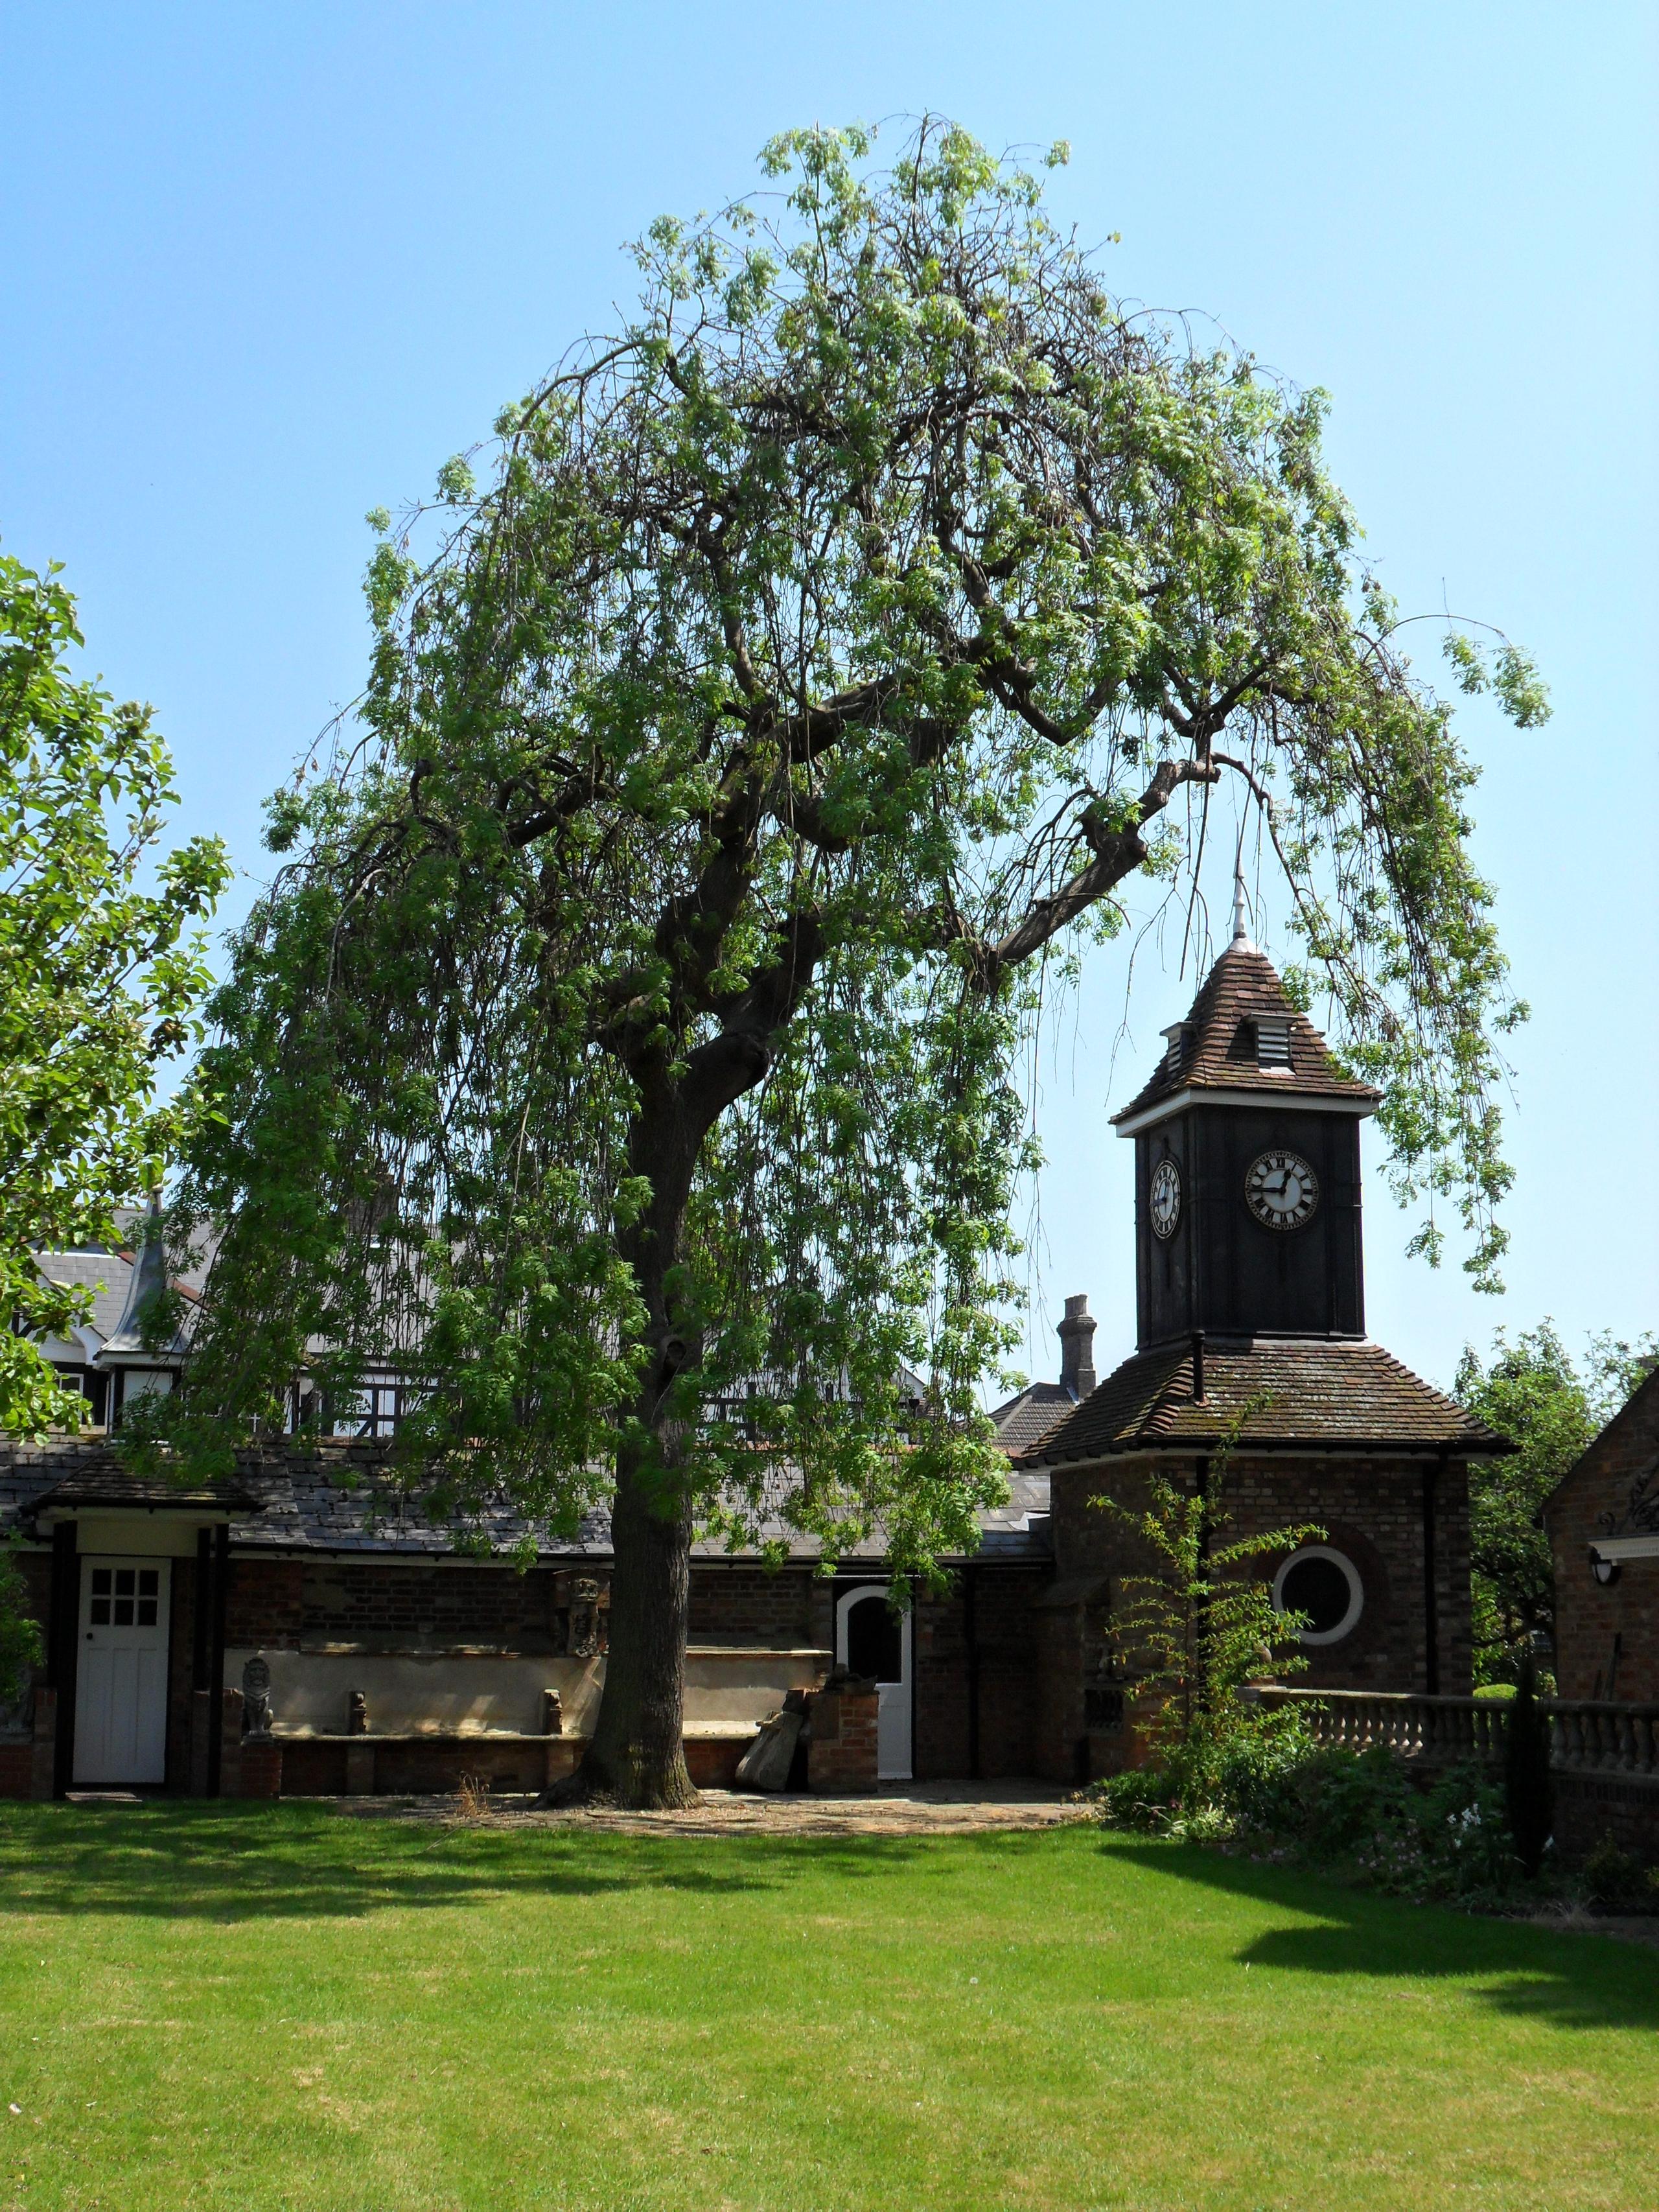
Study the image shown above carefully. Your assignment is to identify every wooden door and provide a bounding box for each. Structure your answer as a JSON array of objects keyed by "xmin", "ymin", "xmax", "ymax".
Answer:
[
  {"xmin": 73, "ymin": 1558, "xmax": 171, "ymax": 1785},
  {"xmin": 836, "ymin": 1585, "xmax": 912, "ymax": 1781}
]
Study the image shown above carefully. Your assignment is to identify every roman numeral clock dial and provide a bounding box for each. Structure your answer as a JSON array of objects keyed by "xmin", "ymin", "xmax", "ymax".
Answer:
[
  {"xmin": 1149, "ymin": 1158, "xmax": 1181, "ymax": 1240},
  {"xmin": 1244, "ymin": 1148, "xmax": 1319, "ymax": 1230}
]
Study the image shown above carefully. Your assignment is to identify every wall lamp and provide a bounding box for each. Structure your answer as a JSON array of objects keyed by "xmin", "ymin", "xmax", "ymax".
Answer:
[{"xmin": 1590, "ymin": 1550, "xmax": 1620, "ymax": 1587}]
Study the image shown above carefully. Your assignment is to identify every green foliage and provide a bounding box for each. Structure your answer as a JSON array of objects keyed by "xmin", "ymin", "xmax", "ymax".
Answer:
[
  {"xmin": 1502, "ymin": 1651, "xmax": 1555, "ymax": 1878},
  {"xmin": 0, "ymin": 1539, "xmax": 42, "ymax": 1706},
  {"xmin": 0, "ymin": 553, "xmax": 229, "ymax": 1439},
  {"xmin": 1455, "ymin": 1321, "xmax": 1657, "ymax": 1684},
  {"xmin": 1096, "ymin": 1737, "xmax": 1537, "ymax": 1905},
  {"xmin": 1096, "ymin": 1406, "xmax": 1323, "ymax": 1784},
  {"xmin": 161, "ymin": 119, "xmax": 1544, "ymax": 1572},
  {"xmin": 1576, "ymin": 1837, "xmax": 1659, "ymax": 1915}
]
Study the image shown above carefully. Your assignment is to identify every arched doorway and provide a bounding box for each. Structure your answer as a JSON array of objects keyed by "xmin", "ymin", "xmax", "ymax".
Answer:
[{"xmin": 835, "ymin": 1583, "xmax": 912, "ymax": 1781}]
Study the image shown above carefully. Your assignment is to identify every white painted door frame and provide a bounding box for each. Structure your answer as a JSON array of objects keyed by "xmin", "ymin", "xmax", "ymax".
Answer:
[
  {"xmin": 73, "ymin": 1556, "xmax": 172, "ymax": 1786},
  {"xmin": 834, "ymin": 1583, "xmax": 912, "ymax": 1782}
]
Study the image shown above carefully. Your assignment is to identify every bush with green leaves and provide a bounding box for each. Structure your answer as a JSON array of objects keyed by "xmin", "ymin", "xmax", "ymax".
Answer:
[{"xmin": 1096, "ymin": 1736, "xmax": 1538, "ymax": 1905}]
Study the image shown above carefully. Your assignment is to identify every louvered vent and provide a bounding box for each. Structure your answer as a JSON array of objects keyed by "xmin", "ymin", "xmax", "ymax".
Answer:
[{"xmin": 1255, "ymin": 1016, "xmax": 1293, "ymax": 1068}]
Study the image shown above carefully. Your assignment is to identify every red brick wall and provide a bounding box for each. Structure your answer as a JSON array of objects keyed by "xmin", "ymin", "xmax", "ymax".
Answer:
[
  {"xmin": 910, "ymin": 1568, "xmax": 1048, "ymax": 1781},
  {"xmin": 1553, "ymin": 1771, "xmax": 1659, "ymax": 1865},
  {"xmin": 1028, "ymin": 1446, "xmax": 1476, "ymax": 1784},
  {"xmin": 688, "ymin": 1566, "xmax": 818, "ymax": 1646},
  {"xmin": 1546, "ymin": 1372, "xmax": 1659, "ymax": 1702},
  {"xmin": 807, "ymin": 1679, "xmax": 879, "ymax": 1791}
]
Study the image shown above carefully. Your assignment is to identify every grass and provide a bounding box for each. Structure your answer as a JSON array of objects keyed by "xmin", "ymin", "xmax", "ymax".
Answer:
[{"xmin": 0, "ymin": 1803, "xmax": 1654, "ymax": 2211}]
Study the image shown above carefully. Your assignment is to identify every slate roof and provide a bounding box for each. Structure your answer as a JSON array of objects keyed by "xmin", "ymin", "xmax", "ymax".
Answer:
[
  {"xmin": 0, "ymin": 1437, "xmax": 1052, "ymax": 1566},
  {"xmin": 1113, "ymin": 942, "xmax": 1379, "ymax": 1126},
  {"xmin": 33, "ymin": 1209, "xmax": 213, "ymax": 1355},
  {"xmin": 1012, "ymin": 1338, "xmax": 1511, "ymax": 1466}
]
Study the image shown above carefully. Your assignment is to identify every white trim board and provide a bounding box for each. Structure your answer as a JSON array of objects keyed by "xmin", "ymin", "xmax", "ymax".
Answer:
[{"xmin": 1113, "ymin": 1087, "xmax": 1378, "ymax": 1138}]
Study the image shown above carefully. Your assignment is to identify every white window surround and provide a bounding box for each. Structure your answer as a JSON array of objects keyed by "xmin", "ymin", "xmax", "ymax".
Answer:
[{"xmin": 1273, "ymin": 1544, "xmax": 1364, "ymax": 1646}]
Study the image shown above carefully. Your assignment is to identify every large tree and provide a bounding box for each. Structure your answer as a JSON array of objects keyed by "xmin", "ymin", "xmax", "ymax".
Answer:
[
  {"xmin": 0, "ymin": 552, "xmax": 229, "ymax": 1438},
  {"xmin": 151, "ymin": 122, "xmax": 1546, "ymax": 1806}
]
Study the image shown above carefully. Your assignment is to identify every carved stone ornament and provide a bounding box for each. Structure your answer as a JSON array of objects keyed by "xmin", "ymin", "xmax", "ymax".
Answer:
[
  {"xmin": 1598, "ymin": 1458, "xmax": 1659, "ymax": 1539},
  {"xmin": 240, "ymin": 1653, "xmax": 275, "ymax": 1739}
]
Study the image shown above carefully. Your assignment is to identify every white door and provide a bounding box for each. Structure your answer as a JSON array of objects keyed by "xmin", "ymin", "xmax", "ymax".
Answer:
[
  {"xmin": 836, "ymin": 1585, "xmax": 912, "ymax": 1782},
  {"xmin": 73, "ymin": 1557, "xmax": 171, "ymax": 1785}
]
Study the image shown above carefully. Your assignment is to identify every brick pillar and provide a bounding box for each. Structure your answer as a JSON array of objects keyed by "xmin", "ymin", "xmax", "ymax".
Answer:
[
  {"xmin": 807, "ymin": 1671, "xmax": 879, "ymax": 1793},
  {"xmin": 219, "ymin": 1686, "xmax": 244, "ymax": 1800},
  {"xmin": 238, "ymin": 1738, "xmax": 283, "ymax": 1800},
  {"xmin": 30, "ymin": 1686, "xmax": 56, "ymax": 1800}
]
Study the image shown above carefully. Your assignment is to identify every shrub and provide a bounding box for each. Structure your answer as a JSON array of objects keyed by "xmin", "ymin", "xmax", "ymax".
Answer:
[
  {"xmin": 1094, "ymin": 1737, "xmax": 1538, "ymax": 1905},
  {"xmin": 1576, "ymin": 1838, "xmax": 1655, "ymax": 1914}
]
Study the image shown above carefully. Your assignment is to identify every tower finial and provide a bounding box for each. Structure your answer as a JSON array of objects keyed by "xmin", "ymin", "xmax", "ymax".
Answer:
[{"xmin": 1231, "ymin": 864, "xmax": 1254, "ymax": 951}]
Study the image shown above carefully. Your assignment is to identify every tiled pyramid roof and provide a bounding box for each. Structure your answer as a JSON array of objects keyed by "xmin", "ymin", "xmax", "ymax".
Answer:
[
  {"xmin": 989, "ymin": 1379, "xmax": 1078, "ymax": 1454},
  {"xmin": 1112, "ymin": 942, "xmax": 1379, "ymax": 1126},
  {"xmin": 1012, "ymin": 1338, "xmax": 1511, "ymax": 1466}
]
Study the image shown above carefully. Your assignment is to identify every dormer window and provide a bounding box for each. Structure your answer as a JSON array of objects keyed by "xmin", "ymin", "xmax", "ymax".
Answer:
[
  {"xmin": 1254, "ymin": 1016, "xmax": 1293, "ymax": 1069},
  {"xmin": 1161, "ymin": 1022, "xmax": 1189, "ymax": 1076}
]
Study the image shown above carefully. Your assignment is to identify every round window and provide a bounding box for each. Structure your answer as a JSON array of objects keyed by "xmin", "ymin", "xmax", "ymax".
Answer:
[{"xmin": 1273, "ymin": 1546, "xmax": 1363, "ymax": 1645}]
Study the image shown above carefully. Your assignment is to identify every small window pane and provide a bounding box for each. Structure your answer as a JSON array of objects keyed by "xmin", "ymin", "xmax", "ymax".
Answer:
[
  {"xmin": 115, "ymin": 1569, "xmax": 135, "ymax": 1596},
  {"xmin": 90, "ymin": 1600, "xmax": 111, "ymax": 1625},
  {"xmin": 113, "ymin": 1599, "xmax": 134, "ymax": 1625},
  {"xmin": 91, "ymin": 1569, "xmax": 111, "ymax": 1596},
  {"xmin": 137, "ymin": 1600, "xmax": 157, "ymax": 1627},
  {"xmin": 138, "ymin": 1570, "xmax": 159, "ymax": 1596}
]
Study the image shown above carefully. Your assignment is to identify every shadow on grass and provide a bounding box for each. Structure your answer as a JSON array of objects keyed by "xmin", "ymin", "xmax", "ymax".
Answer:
[
  {"xmin": 0, "ymin": 1800, "xmax": 952, "ymax": 1923},
  {"xmin": 1099, "ymin": 1834, "xmax": 1659, "ymax": 2034}
]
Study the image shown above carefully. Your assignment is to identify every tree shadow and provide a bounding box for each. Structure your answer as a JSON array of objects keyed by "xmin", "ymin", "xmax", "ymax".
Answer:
[
  {"xmin": 0, "ymin": 1801, "xmax": 952, "ymax": 1922},
  {"xmin": 1098, "ymin": 1835, "xmax": 1659, "ymax": 2034},
  {"xmin": 0, "ymin": 1801, "xmax": 778, "ymax": 1921}
]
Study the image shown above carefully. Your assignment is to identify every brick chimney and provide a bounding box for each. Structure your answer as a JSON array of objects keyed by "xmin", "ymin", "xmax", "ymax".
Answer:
[{"xmin": 1057, "ymin": 1294, "xmax": 1097, "ymax": 1401}]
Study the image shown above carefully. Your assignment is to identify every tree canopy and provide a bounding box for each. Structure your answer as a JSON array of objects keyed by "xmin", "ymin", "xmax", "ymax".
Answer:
[
  {"xmin": 1456, "ymin": 1321, "xmax": 1656, "ymax": 1684},
  {"xmin": 0, "ymin": 553, "xmax": 229, "ymax": 1439},
  {"xmin": 150, "ymin": 121, "xmax": 1548, "ymax": 1800}
]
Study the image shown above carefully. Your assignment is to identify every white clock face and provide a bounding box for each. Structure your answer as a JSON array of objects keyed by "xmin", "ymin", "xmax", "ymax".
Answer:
[
  {"xmin": 1245, "ymin": 1148, "xmax": 1319, "ymax": 1230},
  {"xmin": 1149, "ymin": 1158, "xmax": 1181, "ymax": 1240}
]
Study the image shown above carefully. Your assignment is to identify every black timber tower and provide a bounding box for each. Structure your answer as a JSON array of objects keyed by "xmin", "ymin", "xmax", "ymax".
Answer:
[{"xmin": 1110, "ymin": 881, "xmax": 1380, "ymax": 1349}]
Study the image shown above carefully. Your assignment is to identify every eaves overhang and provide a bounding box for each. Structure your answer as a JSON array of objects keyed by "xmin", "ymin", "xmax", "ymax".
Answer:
[{"xmin": 1112, "ymin": 1085, "xmax": 1380, "ymax": 1139}]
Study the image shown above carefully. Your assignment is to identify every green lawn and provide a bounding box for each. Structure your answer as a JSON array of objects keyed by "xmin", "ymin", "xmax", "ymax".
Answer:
[{"xmin": 0, "ymin": 1804, "xmax": 1653, "ymax": 2211}]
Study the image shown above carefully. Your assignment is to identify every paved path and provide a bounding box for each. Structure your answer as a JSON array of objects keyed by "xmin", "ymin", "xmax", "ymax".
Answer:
[{"xmin": 351, "ymin": 1780, "xmax": 1087, "ymax": 1839}]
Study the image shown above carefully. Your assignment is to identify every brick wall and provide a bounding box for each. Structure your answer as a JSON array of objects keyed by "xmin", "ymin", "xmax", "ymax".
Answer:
[
  {"xmin": 909, "ymin": 1567, "xmax": 1048, "ymax": 1782},
  {"xmin": 1546, "ymin": 1371, "xmax": 1659, "ymax": 1702},
  {"xmin": 226, "ymin": 1557, "xmax": 614, "ymax": 1654},
  {"xmin": 1553, "ymin": 1771, "xmax": 1659, "ymax": 1865},
  {"xmin": 1029, "ymin": 1446, "xmax": 1476, "ymax": 1780},
  {"xmin": 688, "ymin": 1566, "xmax": 817, "ymax": 1646}
]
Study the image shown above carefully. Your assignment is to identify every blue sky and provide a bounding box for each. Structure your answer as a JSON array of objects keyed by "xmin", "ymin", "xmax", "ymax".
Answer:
[{"xmin": 2, "ymin": 2, "xmax": 1654, "ymax": 1393}]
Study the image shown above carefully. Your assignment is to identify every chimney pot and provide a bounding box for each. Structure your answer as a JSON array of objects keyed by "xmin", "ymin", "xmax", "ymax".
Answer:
[{"xmin": 1058, "ymin": 1294, "xmax": 1098, "ymax": 1400}]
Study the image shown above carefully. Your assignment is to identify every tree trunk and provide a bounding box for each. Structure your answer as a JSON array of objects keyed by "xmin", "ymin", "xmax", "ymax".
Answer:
[
  {"xmin": 567, "ymin": 1429, "xmax": 698, "ymax": 1808},
  {"xmin": 551, "ymin": 1076, "xmax": 704, "ymax": 1811}
]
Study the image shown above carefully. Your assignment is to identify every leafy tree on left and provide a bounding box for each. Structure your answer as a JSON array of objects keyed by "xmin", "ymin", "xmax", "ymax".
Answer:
[{"xmin": 0, "ymin": 553, "xmax": 230, "ymax": 1444}]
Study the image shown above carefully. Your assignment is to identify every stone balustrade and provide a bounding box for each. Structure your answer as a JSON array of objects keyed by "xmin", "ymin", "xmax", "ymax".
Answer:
[{"xmin": 1255, "ymin": 1686, "xmax": 1659, "ymax": 1779}]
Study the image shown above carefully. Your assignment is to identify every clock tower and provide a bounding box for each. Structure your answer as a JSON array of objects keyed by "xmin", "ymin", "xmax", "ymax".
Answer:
[
  {"xmin": 1007, "ymin": 870, "xmax": 1511, "ymax": 1774},
  {"xmin": 1111, "ymin": 880, "xmax": 1378, "ymax": 1348}
]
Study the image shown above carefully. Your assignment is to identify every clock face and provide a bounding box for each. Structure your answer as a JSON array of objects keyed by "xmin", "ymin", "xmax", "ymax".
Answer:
[
  {"xmin": 1245, "ymin": 1148, "xmax": 1319, "ymax": 1230},
  {"xmin": 1149, "ymin": 1158, "xmax": 1181, "ymax": 1240}
]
